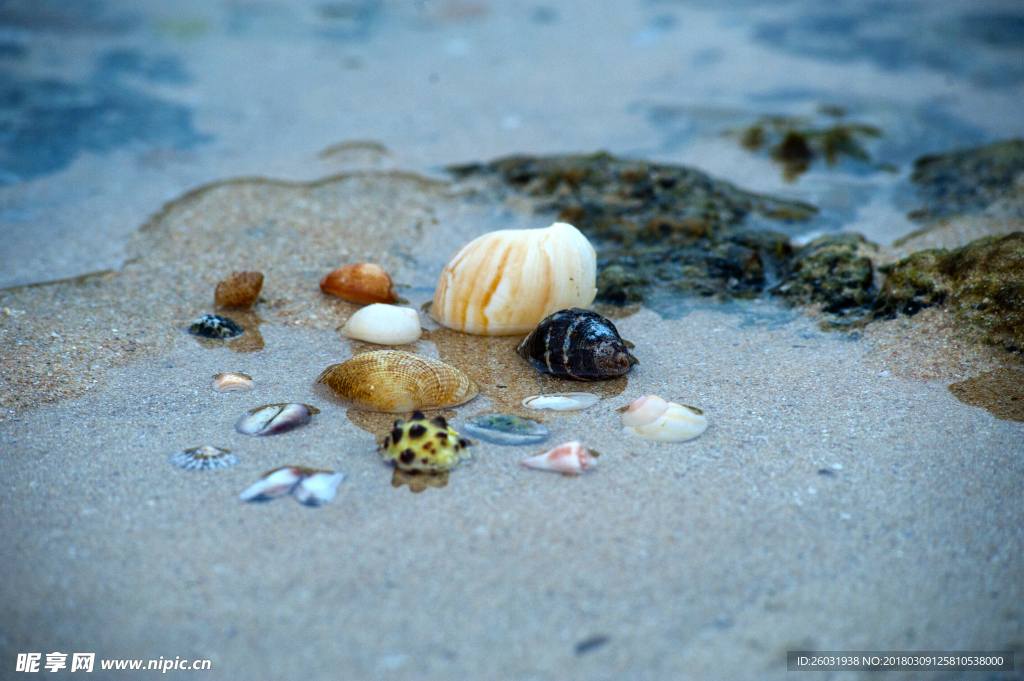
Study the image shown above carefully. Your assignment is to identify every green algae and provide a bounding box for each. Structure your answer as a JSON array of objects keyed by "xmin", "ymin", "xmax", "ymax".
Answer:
[
  {"xmin": 730, "ymin": 113, "xmax": 884, "ymax": 182},
  {"xmin": 873, "ymin": 233, "xmax": 1024, "ymax": 350}
]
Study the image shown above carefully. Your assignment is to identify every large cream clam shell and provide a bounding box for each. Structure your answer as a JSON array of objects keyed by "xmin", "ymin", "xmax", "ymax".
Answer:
[
  {"xmin": 316, "ymin": 350, "xmax": 478, "ymax": 413},
  {"xmin": 432, "ymin": 222, "xmax": 597, "ymax": 336}
]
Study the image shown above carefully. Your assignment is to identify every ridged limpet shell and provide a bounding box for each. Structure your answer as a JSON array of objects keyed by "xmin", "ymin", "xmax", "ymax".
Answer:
[
  {"xmin": 169, "ymin": 445, "xmax": 238, "ymax": 470},
  {"xmin": 316, "ymin": 350, "xmax": 478, "ymax": 413},
  {"xmin": 212, "ymin": 372, "xmax": 254, "ymax": 393}
]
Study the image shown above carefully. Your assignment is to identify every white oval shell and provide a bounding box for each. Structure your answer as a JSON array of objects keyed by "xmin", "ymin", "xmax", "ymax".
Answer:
[
  {"xmin": 341, "ymin": 304, "xmax": 422, "ymax": 345},
  {"xmin": 521, "ymin": 441, "xmax": 596, "ymax": 474},
  {"xmin": 432, "ymin": 222, "xmax": 597, "ymax": 335},
  {"xmin": 620, "ymin": 395, "xmax": 670, "ymax": 427},
  {"xmin": 522, "ymin": 392, "xmax": 601, "ymax": 411},
  {"xmin": 622, "ymin": 401, "xmax": 707, "ymax": 442}
]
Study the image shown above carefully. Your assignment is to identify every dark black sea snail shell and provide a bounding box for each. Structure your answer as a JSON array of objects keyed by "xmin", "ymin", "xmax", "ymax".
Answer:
[
  {"xmin": 189, "ymin": 314, "xmax": 244, "ymax": 339},
  {"xmin": 516, "ymin": 308, "xmax": 638, "ymax": 380}
]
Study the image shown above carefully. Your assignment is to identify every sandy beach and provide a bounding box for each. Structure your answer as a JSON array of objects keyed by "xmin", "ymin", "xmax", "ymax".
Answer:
[{"xmin": 1, "ymin": 2, "xmax": 1022, "ymax": 680}]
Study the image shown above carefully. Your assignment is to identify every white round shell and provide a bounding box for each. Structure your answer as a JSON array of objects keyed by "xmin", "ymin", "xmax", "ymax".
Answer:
[
  {"xmin": 622, "ymin": 401, "xmax": 708, "ymax": 442},
  {"xmin": 432, "ymin": 222, "xmax": 597, "ymax": 336},
  {"xmin": 341, "ymin": 304, "xmax": 422, "ymax": 345}
]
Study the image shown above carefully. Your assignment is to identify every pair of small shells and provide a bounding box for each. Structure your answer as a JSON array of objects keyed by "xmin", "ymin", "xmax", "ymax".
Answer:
[
  {"xmin": 620, "ymin": 395, "xmax": 707, "ymax": 442},
  {"xmin": 432, "ymin": 222, "xmax": 598, "ymax": 335},
  {"xmin": 239, "ymin": 467, "xmax": 344, "ymax": 507},
  {"xmin": 317, "ymin": 350, "xmax": 477, "ymax": 412},
  {"xmin": 321, "ymin": 263, "xmax": 398, "ymax": 305}
]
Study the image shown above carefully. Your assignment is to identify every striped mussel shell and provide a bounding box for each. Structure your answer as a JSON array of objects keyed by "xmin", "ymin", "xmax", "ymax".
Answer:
[
  {"xmin": 516, "ymin": 308, "xmax": 638, "ymax": 380},
  {"xmin": 316, "ymin": 350, "xmax": 478, "ymax": 413}
]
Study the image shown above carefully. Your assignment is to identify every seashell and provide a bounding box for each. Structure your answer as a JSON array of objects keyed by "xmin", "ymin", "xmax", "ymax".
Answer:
[
  {"xmin": 239, "ymin": 466, "xmax": 305, "ymax": 502},
  {"xmin": 320, "ymin": 263, "xmax": 398, "ymax": 304},
  {"xmin": 522, "ymin": 392, "xmax": 601, "ymax": 411},
  {"xmin": 341, "ymin": 304, "xmax": 421, "ymax": 345},
  {"xmin": 379, "ymin": 411, "xmax": 472, "ymax": 472},
  {"xmin": 189, "ymin": 314, "xmax": 244, "ymax": 339},
  {"xmin": 235, "ymin": 403, "xmax": 319, "ymax": 436},
  {"xmin": 212, "ymin": 372, "xmax": 254, "ymax": 393},
  {"xmin": 620, "ymin": 395, "xmax": 707, "ymax": 442},
  {"xmin": 521, "ymin": 441, "xmax": 596, "ymax": 474},
  {"xmin": 317, "ymin": 350, "xmax": 478, "ymax": 413},
  {"xmin": 169, "ymin": 445, "xmax": 238, "ymax": 470},
  {"xmin": 214, "ymin": 270, "xmax": 263, "ymax": 309},
  {"xmin": 432, "ymin": 222, "xmax": 597, "ymax": 336},
  {"xmin": 462, "ymin": 414, "xmax": 549, "ymax": 445},
  {"xmin": 293, "ymin": 471, "xmax": 345, "ymax": 507},
  {"xmin": 517, "ymin": 308, "xmax": 637, "ymax": 380}
]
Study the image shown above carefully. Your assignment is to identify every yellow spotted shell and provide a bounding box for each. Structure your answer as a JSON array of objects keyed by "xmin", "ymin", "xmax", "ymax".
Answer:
[{"xmin": 316, "ymin": 350, "xmax": 478, "ymax": 413}]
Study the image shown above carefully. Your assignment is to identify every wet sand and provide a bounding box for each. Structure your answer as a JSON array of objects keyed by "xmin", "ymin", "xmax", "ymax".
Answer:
[{"xmin": 1, "ymin": 172, "xmax": 1021, "ymax": 680}]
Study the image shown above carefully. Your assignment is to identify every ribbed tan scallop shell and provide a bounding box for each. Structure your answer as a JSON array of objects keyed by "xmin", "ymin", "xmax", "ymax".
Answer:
[
  {"xmin": 432, "ymin": 222, "xmax": 597, "ymax": 336},
  {"xmin": 316, "ymin": 350, "xmax": 478, "ymax": 413}
]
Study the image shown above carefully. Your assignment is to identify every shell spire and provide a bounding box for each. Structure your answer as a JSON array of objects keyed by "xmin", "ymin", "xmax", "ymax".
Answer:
[
  {"xmin": 521, "ymin": 441, "xmax": 597, "ymax": 474},
  {"xmin": 432, "ymin": 222, "xmax": 597, "ymax": 336}
]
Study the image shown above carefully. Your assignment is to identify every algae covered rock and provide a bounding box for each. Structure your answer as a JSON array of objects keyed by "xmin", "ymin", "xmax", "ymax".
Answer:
[
  {"xmin": 874, "ymin": 232, "xmax": 1024, "ymax": 350},
  {"xmin": 909, "ymin": 139, "xmax": 1024, "ymax": 221},
  {"xmin": 777, "ymin": 234, "xmax": 877, "ymax": 314},
  {"xmin": 450, "ymin": 152, "xmax": 816, "ymax": 305}
]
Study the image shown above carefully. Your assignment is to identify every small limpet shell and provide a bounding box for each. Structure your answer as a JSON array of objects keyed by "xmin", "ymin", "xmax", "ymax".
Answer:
[
  {"xmin": 620, "ymin": 395, "xmax": 707, "ymax": 442},
  {"xmin": 521, "ymin": 441, "xmax": 596, "ymax": 475},
  {"xmin": 293, "ymin": 471, "xmax": 345, "ymax": 507},
  {"xmin": 235, "ymin": 403, "xmax": 319, "ymax": 436},
  {"xmin": 317, "ymin": 350, "xmax": 478, "ymax": 413},
  {"xmin": 189, "ymin": 314, "xmax": 244, "ymax": 339},
  {"xmin": 521, "ymin": 392, "xmax": 601, "ymax": 411},
  {"xmin": 462, "ymin": 414, "xmax": 549, "ymax": 445},
  {"xmin": 212, "ymin": 372, "xmax": 254, "ymax": 393},
  {"xmin": 214, "ymin": 271, "xmax": 263, "ymax": 309},
  {"xmin": 341, "ymin": 304, "xmax": 421, "ymax": 345},
  {"xmin": 169, "ymin": 445, "xmax": 238, "ymax": 470},
  {"xmin": 320, "ymin": 263, "xmax": 398, "ymax": 304}
]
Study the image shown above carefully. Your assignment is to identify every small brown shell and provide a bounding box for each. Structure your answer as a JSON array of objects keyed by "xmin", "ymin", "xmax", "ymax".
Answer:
[
  {"xmin": 215, "ymin": 271, "xmax": 263, "ymax": 308},
  {"xmin": 320, "ymin": 263, "xmax": 398, "ymax": 305},
  {"xmin": 316, "ymin": 350, "xmax": 478, "ymax": 413}
]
